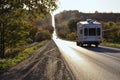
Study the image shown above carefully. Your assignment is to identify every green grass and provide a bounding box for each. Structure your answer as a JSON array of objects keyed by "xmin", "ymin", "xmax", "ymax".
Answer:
[
  {"xmin": 0, "ymin": 40, "xmax": 48, "ymax": 74},
  {"xmin": 101, "ymin": 42, "xmax": 120, "ymax": 48}
]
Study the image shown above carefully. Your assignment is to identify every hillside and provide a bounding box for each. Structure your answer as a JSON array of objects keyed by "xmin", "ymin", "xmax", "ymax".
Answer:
[{"xmin": 55, "ymin": 10, "xmax": 120, "ymax": 45}]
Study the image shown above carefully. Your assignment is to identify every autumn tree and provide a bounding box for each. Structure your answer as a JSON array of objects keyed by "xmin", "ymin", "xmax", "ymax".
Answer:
[{"xmin": 0, "ymin": 0, "xmax": 57, "ymax": 58}]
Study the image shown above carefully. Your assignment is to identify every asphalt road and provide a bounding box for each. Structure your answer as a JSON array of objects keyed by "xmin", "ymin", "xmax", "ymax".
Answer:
[{"xmin": 53, "ymin": 36, "xmax": 120, "ymax": 80}]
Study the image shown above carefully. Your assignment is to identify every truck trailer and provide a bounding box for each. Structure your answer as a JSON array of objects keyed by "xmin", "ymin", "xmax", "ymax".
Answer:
[{"xmin": 76, "ymin": 19, "xmax": 102, "ymax": 47}]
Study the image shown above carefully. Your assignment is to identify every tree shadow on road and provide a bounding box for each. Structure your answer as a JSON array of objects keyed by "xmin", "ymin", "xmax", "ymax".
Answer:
[{"xmin": 84, "ymin": 46, "xmax": 120, "ymax": 53}]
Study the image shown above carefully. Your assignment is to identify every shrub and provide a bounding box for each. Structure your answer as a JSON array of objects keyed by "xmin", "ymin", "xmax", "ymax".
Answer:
[
  {"xmin": 35, "ymin": 30, "xmax": 51, "ymax": 42},
  {"xmin": 66, "ymin": 32, "xmax": 76, "ymax": 41}
]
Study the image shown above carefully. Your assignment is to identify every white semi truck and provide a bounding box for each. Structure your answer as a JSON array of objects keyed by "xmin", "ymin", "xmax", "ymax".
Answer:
[{"xmin": 76, "ymin": 19, "xmax": 102, "ymax": 47}]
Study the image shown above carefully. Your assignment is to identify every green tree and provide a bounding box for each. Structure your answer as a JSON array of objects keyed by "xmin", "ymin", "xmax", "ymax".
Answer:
[
  {"xmin": 5, "ymin": 9, "xmax": 33, "ymax": 47},
  {"xmin": 68, "ymin": 18, "xmax": 80, "ymax": 32}
]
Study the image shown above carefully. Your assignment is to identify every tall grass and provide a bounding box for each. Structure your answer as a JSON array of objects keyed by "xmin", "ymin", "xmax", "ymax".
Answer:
[{"xmin": 0, "ymin": 40, "xmax": 48, "ymax": 74}]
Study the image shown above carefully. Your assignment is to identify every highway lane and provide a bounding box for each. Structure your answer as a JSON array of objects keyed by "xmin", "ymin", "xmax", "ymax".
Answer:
[{"xmin": 53, "ymin": 37, "xmax": 120, "ymax": 80}]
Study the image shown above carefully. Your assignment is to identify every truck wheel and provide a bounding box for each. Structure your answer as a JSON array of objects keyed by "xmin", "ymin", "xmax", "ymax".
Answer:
[
  {"xmin": 95, "ymin": 44, "xmax": 98, "ymax": 47},
  {"xmin": 88, "ymin": 44, "xmax": 91, "ymax": 47},
  {"xmin": 80, "ymin": 43, "xmax": 83, "ymax": 47},
  {"xmin": 77, "ymin": 42, "xmax": 79, "ymax": 46}
]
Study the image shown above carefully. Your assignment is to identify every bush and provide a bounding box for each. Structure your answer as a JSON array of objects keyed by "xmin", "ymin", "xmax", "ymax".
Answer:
[
  {"xmin": 66, "ymin": 32, "xmax": 76, "ymax": 41},
  {"xmin": 35, "ymin": 30, "xmax": 51, "ymax": 42}
]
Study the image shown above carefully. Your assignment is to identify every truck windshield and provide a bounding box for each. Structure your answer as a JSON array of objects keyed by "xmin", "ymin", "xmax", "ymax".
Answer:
[
  {"xmin": 89, "ymin": 28, "xmax": 96, "ymax": 36},
  {"xmin": 84, "ymin": 28, "xmax": 101, "ymax": 36}
]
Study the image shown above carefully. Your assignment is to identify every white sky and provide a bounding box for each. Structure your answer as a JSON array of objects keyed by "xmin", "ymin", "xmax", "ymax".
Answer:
[{"xmin": 53, "ymin": 0, "xmax": 120, "ymax": 14}]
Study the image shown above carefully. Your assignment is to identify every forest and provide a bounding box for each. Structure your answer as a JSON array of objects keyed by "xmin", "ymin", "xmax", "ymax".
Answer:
[{"xmin": 55, "ymin": 10, "xmax": 120, "ymax": 47}]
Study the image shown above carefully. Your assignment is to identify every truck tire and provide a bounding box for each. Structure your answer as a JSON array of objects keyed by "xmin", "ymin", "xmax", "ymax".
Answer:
[
  {"xmin": 88, "ymin": 44, "xmax": 91, "ymax": 47},
  {"xmin": 80, "ymin": 43, "xmax": 83, "ymax": 47},
  {"xmin": 77, "ymin": 42, "xmax": 80, "ymax": 46},
  {"xmin": 95, "ymin": 44, "xmax": 98, "ymax": 47}
]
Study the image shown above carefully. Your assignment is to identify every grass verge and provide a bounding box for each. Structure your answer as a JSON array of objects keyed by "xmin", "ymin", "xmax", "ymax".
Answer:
[
  {"xmin": 0, "ymin": 40, "xmax": 48, "ymax": 74},
  {"xmin": 101, "ymin": 42, "xmax": 120, "ymax": 48}
]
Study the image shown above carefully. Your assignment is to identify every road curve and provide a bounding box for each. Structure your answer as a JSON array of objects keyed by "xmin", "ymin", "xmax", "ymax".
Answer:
[{"xmin": 53, "ymin": 37, "xmax": 120, "ymax": 80}]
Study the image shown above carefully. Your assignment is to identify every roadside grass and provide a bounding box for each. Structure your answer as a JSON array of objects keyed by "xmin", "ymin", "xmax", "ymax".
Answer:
[
  {"xmin": 0, "ymin": 40, "xmax": 48, "ymax": 74},
  {"xmin": 101, "ymin": 42, "xmax": 120, "ymax": 48}
]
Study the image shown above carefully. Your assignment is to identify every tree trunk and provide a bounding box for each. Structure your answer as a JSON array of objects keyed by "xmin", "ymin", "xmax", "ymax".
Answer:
[{"xmin": 0, "ymin": 23, "xmax": 5, "ymax": 58}]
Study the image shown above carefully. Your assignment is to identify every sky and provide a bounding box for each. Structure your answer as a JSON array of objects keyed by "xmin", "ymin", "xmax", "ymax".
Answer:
[{"xmin": 53, "ymin": 0, "xmax": 120, "ymax": 15}]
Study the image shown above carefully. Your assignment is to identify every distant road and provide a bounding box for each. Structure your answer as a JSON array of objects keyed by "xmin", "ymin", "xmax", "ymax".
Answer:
[{"xmin": 53, "ymin": 36, "xmax": 120, "ymax": 80}]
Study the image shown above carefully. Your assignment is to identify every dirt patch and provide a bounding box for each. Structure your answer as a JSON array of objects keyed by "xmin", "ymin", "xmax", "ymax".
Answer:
[{"xmin": 0, "ymin": 40, "xmax": 73, "ymax": 80}]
